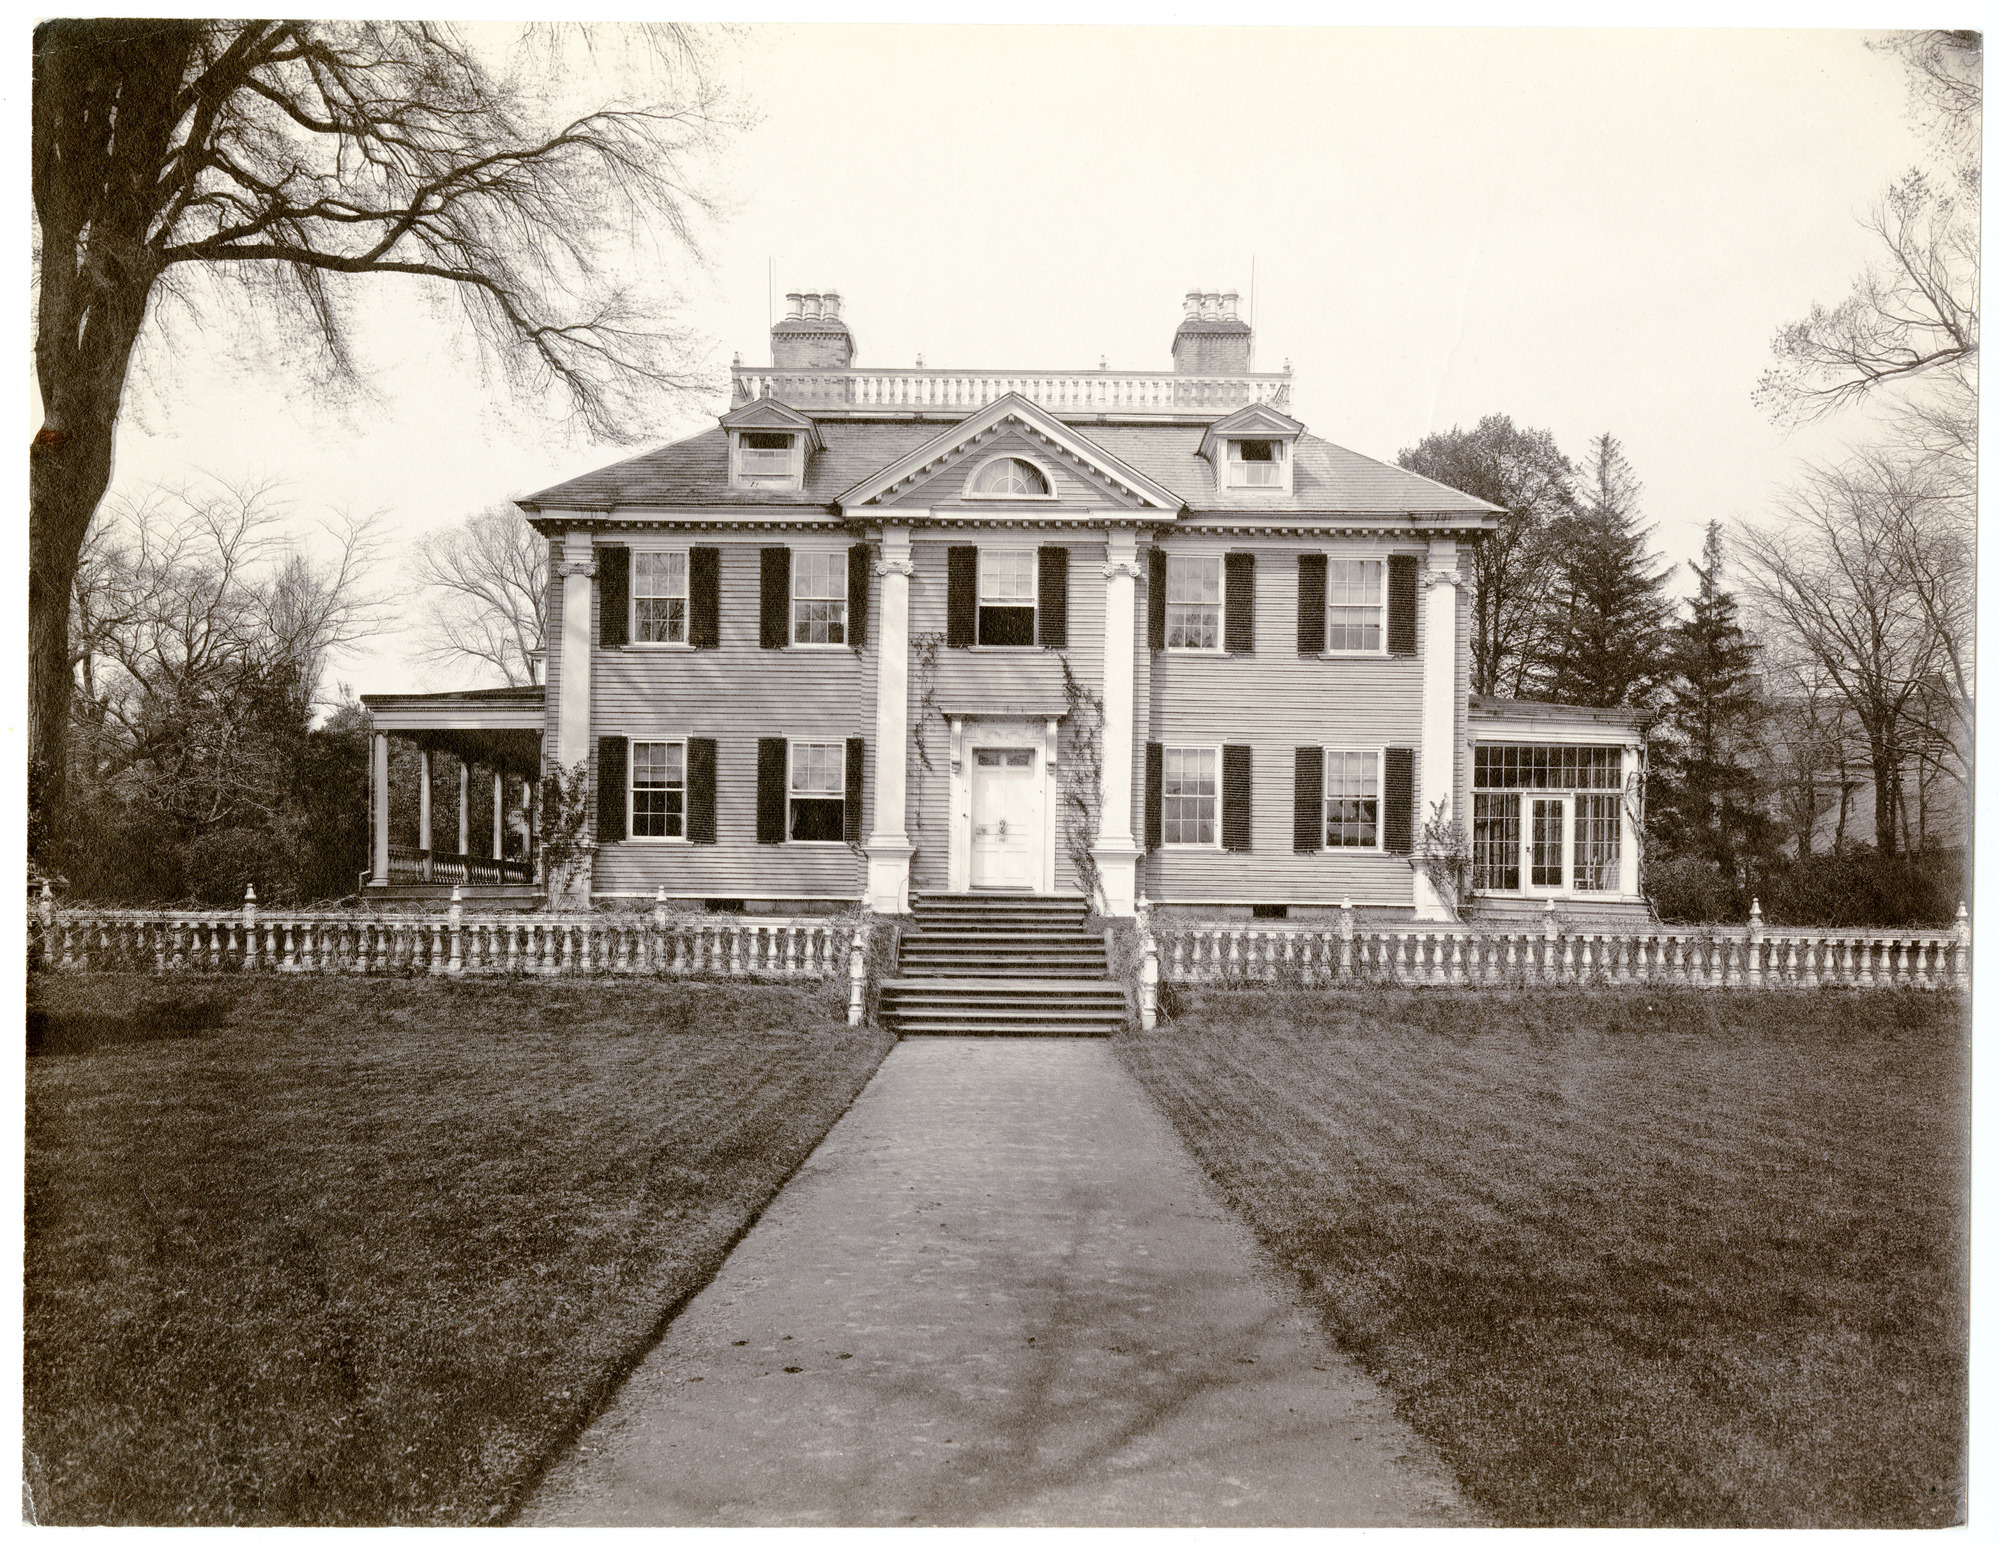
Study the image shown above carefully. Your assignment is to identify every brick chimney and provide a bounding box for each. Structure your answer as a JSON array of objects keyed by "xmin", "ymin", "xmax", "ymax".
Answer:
[
  {"xmin": 771, "ymin": 290, "xmax": 855, "ymax": 370},
  {"xmin": 1172, "ymin": 288, "xmax": 1252, "ymax": 374}
]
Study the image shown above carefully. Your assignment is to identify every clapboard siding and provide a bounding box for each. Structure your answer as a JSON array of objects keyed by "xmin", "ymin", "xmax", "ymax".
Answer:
[
  {"xmin": 586, "ymin": 537, "xmax": 873, "ymax": 897},
  {"xmin": 1142, "ymin": 534, "xmax": 1430, "ymax": 908},
  {"xmin": 906, "ymin": 537, "xmax": 1107, "ymax": 894},
  {"xmin": 887, "ymin": 429, "xmax": 1135, "ymax": 510}
]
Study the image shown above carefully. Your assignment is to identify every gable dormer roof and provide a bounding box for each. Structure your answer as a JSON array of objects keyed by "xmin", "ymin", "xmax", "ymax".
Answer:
[
  {"xmin": 718, "ymin": 395, "xmax": 823, "ymax": 453},
  {"xmin": 1198, "ymin": 402, "xmax": 1306, "ymax": 460},
  {"xmin": 835, "ymin": 392, "xmax": 1181, "ymax": 514}
]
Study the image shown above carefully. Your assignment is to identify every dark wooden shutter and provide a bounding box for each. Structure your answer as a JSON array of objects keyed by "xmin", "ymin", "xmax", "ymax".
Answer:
[
  {"xmin": 1387, "ymin": 554, "xmax": 1419, "ymax": 656},
  {"xmin": 1293, "ymin": 746, "xmax": 1324, "ymax": 852},
  {"xmin": 946, "ymin": 546, "xmax": 977, "ymax": 648},
  {"xmin": 1383, "ymin": 746, "xmax": 1415, "ymax": 854},
  {"xmin": 1224, "ymin": 551, "xmax": 1255, "ymax": 654},
  {"xmin": 760, "ymin": 547, "xmax": 791, "ymax": 649},
  {"xmin": 756, "ymin": 737, "xmax": 788, "ymax": 843},
  {"xmin": 597, "ymin": 545, "xmax": 629, "ymax": 648},
  {"xmin": 843, "ymin": 737, "xmax": 865, "ymax": 843},
  {"xmin": 595, "ymin": 735, "xmax": 627, "ymax": 843},
  {"xmin": 686, "ymin": 737, "xmax": 717, "ymax": 843},
  {"xmin": 1037, "ymin": 545, "xmax": 1068, "ymax": 647},
  {"xmin": 1147, "ymin": 546, "xmax": 1167, "ymax": 650},
  {"xmin": 689, "ymin": 546, "xmax": 721, "ymax": 649},
  {"xmin": 1297, "ymin": 553, "xmax": 1327, "ymax": 654},
  {"xmin": 1143, "ymin": 741, "xmax": 1164, "ymax": 851},
  {"xmin": 847, "ymin": 545, "xmax": 870, "ymax": 651},
  {"xmin": 1221, "ymin": 744, "xmax": 1253, "ymax": 852}
]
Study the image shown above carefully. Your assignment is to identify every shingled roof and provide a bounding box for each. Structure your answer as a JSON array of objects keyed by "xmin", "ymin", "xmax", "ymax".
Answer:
[{"xmin": 516, "ymin": 419, "xmax": 1501, "ymax": 518}]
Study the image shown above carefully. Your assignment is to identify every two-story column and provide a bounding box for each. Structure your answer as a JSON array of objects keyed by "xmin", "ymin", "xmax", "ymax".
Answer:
[
  {"xmin": 1093, "ymin": 527, "xmax": 1142, "ymax": 916},
  {"xmin": 866, "ymin": 526, "xmax": 916, "ymax": 913},
  {"xmin": 370, "ymin": 732, "xmax": 391, "ymax": 884},
  {"xmin": 1415, "ymin": 535, "xmax": 1462, "ymax": 921},
  {"xmin": 552, "ymin": 528, "xmax": 596, "ymax": 904}
]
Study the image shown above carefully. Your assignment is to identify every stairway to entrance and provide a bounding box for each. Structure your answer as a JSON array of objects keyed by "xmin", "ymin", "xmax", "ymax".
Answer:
[{"xmin": 881, "ymin": 893, "xmax": 1127, "ymax": 1036}]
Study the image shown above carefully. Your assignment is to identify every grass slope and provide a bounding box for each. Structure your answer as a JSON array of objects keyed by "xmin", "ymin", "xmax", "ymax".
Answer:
[
  {"xmin": 1120, "ymin": 988, "xmax": 1967, "ymax": 1527},
  {"xmin": 25, "ymin": 975, "xmax": 892, "ymax": 1525}
]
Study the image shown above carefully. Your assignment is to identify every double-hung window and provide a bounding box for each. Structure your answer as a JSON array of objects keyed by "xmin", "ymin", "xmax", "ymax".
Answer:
[
  {"xmin": 1162, "ymin": 748, "xmax": 1218, "ymax": 845},
  {"xmin": 1325, "ymin": 750, "xmax": 1379, "ymax": 848},
  {"xmin": 1165, "ymin": 554, "xmax": 1222, "ymax": 650},
  {"xmin": 978, "ymin": 550, "xmax": 1037, "ymax": 646},
  {"xmin": 788, "ymin": 741, "xmax": 846, "ymax": 842},
  {"xmin": 792, "ymin": 551, "xmax": 847, "ymax": 645},
  {"xmin": 631, "ymin": 741, "xmax": 685, "ymax": 838},
  {"xmin": 1228, "ymin": 438, "xmax": 1283, "ymax": 488},
  {"xmin": 738, "ymin": 430, "xmax": 798, "ymax": 487},
  {"xmin": 1326, "ymin": 560, "xmax": 1384, "ymax": 652},
  {"xmin": 633, "ymin": 552, "xmax": 687, "ymax": 644}
]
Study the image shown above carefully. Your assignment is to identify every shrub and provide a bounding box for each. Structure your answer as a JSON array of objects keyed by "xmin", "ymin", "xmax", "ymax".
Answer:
[
  {"xmin": 1763, "ymin": 846, "xmax": 1965, "ymax": 928},
  {"xmin": 1648, "ymin": 854, "xmax": 1742, "ymax": 924}
]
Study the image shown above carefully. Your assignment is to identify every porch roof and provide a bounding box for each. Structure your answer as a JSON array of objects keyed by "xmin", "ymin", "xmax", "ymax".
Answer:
[{"xmin": 359, "ymin": 685, "xmax": 544, "ymax": 774}]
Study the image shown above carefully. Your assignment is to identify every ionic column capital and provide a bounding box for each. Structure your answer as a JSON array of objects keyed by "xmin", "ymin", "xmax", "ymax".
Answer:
[
  {"xmin": 874, "ymin": 557, "xmax": 915, "ymax": 578},
  {"xmin": 1102, "ymin": 561, "xmax": 1143, "ymax": 581},
  {"xmin": 554, "ymin": 559, "xmax": 597, "ymax": 580}
]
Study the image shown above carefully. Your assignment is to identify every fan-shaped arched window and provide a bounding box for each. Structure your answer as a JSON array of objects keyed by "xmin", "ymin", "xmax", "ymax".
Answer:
[{"xmin": 968, "ymin": 456, "xmax": 1052, "ymax": 498}]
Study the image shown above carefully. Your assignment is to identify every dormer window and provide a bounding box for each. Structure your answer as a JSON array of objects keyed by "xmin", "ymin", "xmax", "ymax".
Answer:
[
  {"xmin": 1229, "ymin": 439, "xmax": 1283, "ymax": 488},
  {"xmin": 966, "ymin": 455, "xmax": 1053, "ymax": 499},
  {"xmin": 737, "ymin": 431, "xmax": 800, "ymax": 488}
]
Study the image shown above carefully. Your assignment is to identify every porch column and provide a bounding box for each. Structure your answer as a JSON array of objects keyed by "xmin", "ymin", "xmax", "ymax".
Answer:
[
  {"xmin": 1092, "ymin": 527, "xmax": 1141, "ymax": 916},
  {"xmin": 418, "ymin": 748, "xmax": 433, "ymax": 861},
  {"xmin": 865, "ymin": 525, "xmax": 916, "ymax": 913},
  {"xmin": 555, "ymin": 530, "xmax": 595, "ymax": 771},
  {"xmin": 1415, "ymin": 537, "xmax": 1463, "ymax": 921},
  {"xmin": 457, "ymin": 759, "xmax": 470, "ymax": 855},
  {"xmin": 493, "ymin": 770, "xmax": 505, "ymax": 860},
  {"xmin": 371, "ymin": 732, "xmax": 390, "ymax": 884}
]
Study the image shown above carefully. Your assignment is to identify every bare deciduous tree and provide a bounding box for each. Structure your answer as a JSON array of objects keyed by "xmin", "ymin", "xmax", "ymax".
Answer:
[
  {"xmin": 32, "ymin": 20, "xmax": 729, "ymax": 864},
  {"xmin": 410, "ymin": 508, "xmax": 550, "ymax": 687}
]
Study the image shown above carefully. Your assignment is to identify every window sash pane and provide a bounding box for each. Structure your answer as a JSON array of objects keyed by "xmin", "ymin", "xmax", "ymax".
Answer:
[
  {"xmin": 979, "ymin": 550, "xmax": 1036, "ymax": 602},
  {"xmin": 1530, "ymin": 800, "xmax": 1564, "ymax": 886},
  {"xmin": 1473, "ymin": 744, "xmax": 1624, "ymax": 790},
  {"xmin": 972, "ymin": 458, "xmax": 1049, "ymax": 497},
  {"xmin": 790, "ymin": 742, "xmax": 844, "ymax": 794},
  {"xmin": 1472, "ymin": 793, "xmax": 1520, "ymax": 889},
  {"xmin": 1575, "ymin": 793, "xmax": 1622, "ymax": 891},
  {"xmin": 1162, "ymin": 748, "xmax": 1217, "ymax": 845},
  {"xmin": 1325, "ymin": 750, "xmax": 1379, "ymax": 847},
  {"xmin": 1165, "ymin": 556, "xmax": 1221, "ymax": 604}
]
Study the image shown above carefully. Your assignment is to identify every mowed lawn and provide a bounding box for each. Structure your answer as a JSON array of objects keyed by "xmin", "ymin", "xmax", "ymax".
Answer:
[
  {"xmin": 25, "ymin": 974, "xmax": 893, "ymax": 1525},
  {"xmin": 1120, "ymin": 988, "xmax": 1967, "ymax": 1527}
]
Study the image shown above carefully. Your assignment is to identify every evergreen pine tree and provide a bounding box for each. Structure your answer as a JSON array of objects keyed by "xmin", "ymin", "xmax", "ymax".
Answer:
[
  {"xmin": 1539, "ymin": 434, "xmax": 1675, "ymax": 708},
  {"xmin": 1652, "ymin": 521, "xmax": 1776, "ymax": 902}
]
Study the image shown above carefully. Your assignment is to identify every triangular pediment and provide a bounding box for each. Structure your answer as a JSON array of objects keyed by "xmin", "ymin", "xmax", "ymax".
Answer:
[
  {"xmin": 1199, "ymin": 402, "xmax": 1305, "ymax": 459},
  {"xmin": 718, "ymin": 396, "xmax": 823, "ymax": 451},
  {"xmin": 836, "ymin": 393, "xmax": 1180, "ymax": 514}
]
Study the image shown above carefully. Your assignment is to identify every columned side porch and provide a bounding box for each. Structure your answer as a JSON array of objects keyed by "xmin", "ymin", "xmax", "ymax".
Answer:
[{"xmin": 358, "ymin": 687, "xmax": 545, "ymax": 901}]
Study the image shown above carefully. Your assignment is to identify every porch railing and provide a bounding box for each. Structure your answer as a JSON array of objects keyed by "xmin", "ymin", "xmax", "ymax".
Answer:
[{"xmin": 386, "ymin": 845, "xmax": 535, "ymax": 885}]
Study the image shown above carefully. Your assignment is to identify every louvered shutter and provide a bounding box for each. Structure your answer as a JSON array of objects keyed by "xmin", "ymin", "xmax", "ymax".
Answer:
[
  {"xmin": 1221, "ymin": 744, "xmax": 1253, "ymax": 852},
  {"xmin": 1293, "ymin": 746, "xmax": 1324, "ymax": 852},
  {"xmin": 686, "ymin": 737, "xmax": 717, "ymax": 843},
  {"xmin": 756, "ymin": 737, "xmax": 788, "ymax": 843},
  {"xmin": 1037, "ymin": 545, "xmax": 1069, "ymax": 647},
  {"xmin": 1297, "ymin": 553, "xmax": 1327, "ymax": 654},
  {"xmin": 689, "ymin": 547, "xmax": 721, "ymax": 649},
  {"xmin": 597, "ymin": 545, "xmax": 629, "ymax": 648},
  {"xmin": 1147, "ymin": 546, "xmax": 1167, "ymax": 650},
  {"xmin": 847, "ymin": 545, "xmax": 870, "ymax": 651},
  {"xmin": 844, "ymin": 738, "xmax": 865, "ymax": 844},
  {"xmin": 1224, "ymin": 551, "xmax": 1255, "ymax": 654},
  {"xmin": 596, "ymin": 736, "xmax": 627, "ymax": 843},
  {"xmin": 1383, "ymin": 746, "xmax": 1415, "ymax": 854},
  {"xmin": 1387, "ymin": 554, "xmax": 1419, "ymax": 656},
  {"xmin": 1144, "ymin": 742, "xmax": 1164, "ymax": 851},
  {"xmin": 760, "ymin": 547, "xmax": 791, "ymax": 649},
  {"xmin": 946, "ymin": 546, "xmax": 977, "ymax": 648}
]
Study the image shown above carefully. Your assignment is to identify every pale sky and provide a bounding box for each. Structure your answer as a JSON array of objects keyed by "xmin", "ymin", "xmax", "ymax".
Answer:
[{"xmin": 98, "ymin": 24, "xmax": 1947, "ymax": 699}]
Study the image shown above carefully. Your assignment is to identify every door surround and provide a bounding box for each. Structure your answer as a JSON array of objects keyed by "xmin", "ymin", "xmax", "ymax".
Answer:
[{"xmin": 946, "ymin": 715, "xmax": 1060, "ymax": 893}]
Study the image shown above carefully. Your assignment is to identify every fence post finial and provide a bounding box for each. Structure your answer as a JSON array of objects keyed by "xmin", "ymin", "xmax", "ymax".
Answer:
[
  {"xmin": 848, "ymin": 924, "xmax": 870, "ymax": 1027},
  {"xmin": 1956, "ymin": 904, "xmax": 1972, "ymax": 990},
  {"xmin": 1543, "ymin": 897, "xmax": 1558, "ymax": 940},
  {"xmin": 242, "ymin": 884, "xmax": 259, "ymax": 970},
  {"xmin": 447, "ymin": 886, "xmax": 465, "ymax": 973},
  {"xmin": 653, "ymin": 887, "xmax": 668, "ymax": 930},
  {"xmin": 1747, "ymin": 898, "xmax": 1763, "ymax": 987}
]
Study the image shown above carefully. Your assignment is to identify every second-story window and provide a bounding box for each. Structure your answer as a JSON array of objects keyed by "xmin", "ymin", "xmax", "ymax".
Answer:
[
  {"xmin": 1165, "ymin": 554, "xmax": 1222, "ymax": 649},
  {"xmin": 633, "ymin": 552, "xmax": 687, "ymax": 643},
  {"xmin": 968, "ymin": 456, "xmax": 1051, "ymax": 498},
  {"xmin": 1228, "ymin": 439, "xmax": 1283, "ymax": 488},
  {"xmin": 738, "ymin": 431, "xmax": 798, "ymax": 487},
  {"xmin": 978, "ymin": 550, "xmax": 1037, "ymax": 646},
  {"xmin": 1327, "ymin": 560, "xmax": 1384, "ymax": 652},
  {"xmin": 792, "ymin": 551, "xmax": 847, "ymax": 644}
]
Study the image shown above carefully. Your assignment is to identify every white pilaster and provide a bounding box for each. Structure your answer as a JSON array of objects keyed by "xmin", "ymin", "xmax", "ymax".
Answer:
[
  {"xmin": 1093, "ymin": 528, "xmax": 1141, "ymax": 916},
  {"xmin": 370, "ymin": 732, "xmax": 390, "ymax": 884},
  {"xmin": 865, "ymin": 526, "xmax": 915, "ymax": 913},
  {"xmin": 493, "ymin": 770, "xmax": 505, "ymax": 860},
  {"xmin": 555, "ymin": 530, "xmax": 595, "ymax": 771},
  {"xmin": 1415, "ymin": 537, "xmax": 1461, "ymax": 921},
  {"xmin": 418, "ymin": 748, "xmax": 433, "ymax": 852},
  {"xmin": 457, "ymin": 758, "xmax": 470, "ymax": 855}
]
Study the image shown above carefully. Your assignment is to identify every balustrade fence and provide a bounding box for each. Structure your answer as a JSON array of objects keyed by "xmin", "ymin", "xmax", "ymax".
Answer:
[{"xmin": 386, "ymin": 845, "xmax": 535, "ymax": 886}]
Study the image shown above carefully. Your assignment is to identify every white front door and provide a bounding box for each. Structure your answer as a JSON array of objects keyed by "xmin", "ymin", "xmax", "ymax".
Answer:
[{"xmin": 970, "ymin": 747, "xmax": 1041, "ymax": 889}]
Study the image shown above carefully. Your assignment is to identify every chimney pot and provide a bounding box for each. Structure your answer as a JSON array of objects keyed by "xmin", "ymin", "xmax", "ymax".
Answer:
[
  {"xmin": 823, "ymin": 291, "xmax": 841, "ymax": 321},
  {"xmin": 803, "ymin": 293, "xmax": 823, "ymax": 321},
  {"xmin": 1203, "ymin": 290, "xmax": 1222, "ymax": 319},
  {"xmin": 785, "ymin": 291, "xmax": 803, "ymax": 320},
  {"xmin": 1222, "ymin": 290, "xmax": 1240, "ymax": 319},
  {"xmin": 1184, "ymin": 291, "xmax": 1202, "ymax": 318}
]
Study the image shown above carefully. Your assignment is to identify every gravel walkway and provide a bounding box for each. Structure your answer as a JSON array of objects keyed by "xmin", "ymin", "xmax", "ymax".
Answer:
[{"xmin": 520, "ymin": 1037, "xmax": 1471, "ymax": 1526}]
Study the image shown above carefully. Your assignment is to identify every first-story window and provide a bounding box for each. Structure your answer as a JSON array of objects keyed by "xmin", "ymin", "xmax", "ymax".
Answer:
[
  {"xmin": 792, "ymin": 550, "xmax": 847, "ymax": 644},
  {"xmin": 1165, "ymin": 554, "xmax": 1222, "ymax": 649},
  {"xmin": 631, "ymin": 741, "xmax": 685, "ymax": 838},
  {"xmin": 1574, "ymin": 793, "xmax": 1622, "ymax": 891},
  {"xmin": 789, "ymin": 741, "xmax": 846, "ymax": 841},
  {"xmin": 1325, "ymin": 750, "xmax": 1379, "ymax": 847},
  {"xmin": 978, "ymin": 549, "xmax": 1037, "ymax": 646},
  {"xmin": 1472, "ymin": 793, "xmax": 1520, "ymax": 889},
  {"xmin": 1471, "ymin": 742, "xmax": 1627, "ymax": 894},
  {"xmin": 634, "ymin": 552, "xmax": 687, "ymax": 643},
  {"xmin": 1162, "ymin": 748, "xmax": 1217, "ymax": 844},
  {"xmin": 1326, "ymin": 560, "xmax": 1384, "ymax": 652}
]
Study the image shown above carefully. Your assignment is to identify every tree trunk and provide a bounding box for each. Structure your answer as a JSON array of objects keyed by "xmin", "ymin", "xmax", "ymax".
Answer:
[
  {"xmin": 30, "ymin": 20, "xmax": 199, "ymax": 868},
  {"xmin": 1867, "ymin": 730, "xmax": 1900, "ymax": 858}
]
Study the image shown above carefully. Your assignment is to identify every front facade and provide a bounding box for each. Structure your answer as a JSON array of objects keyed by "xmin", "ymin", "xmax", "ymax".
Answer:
[{"xmin": 369, "ymin": 289, "xmax": 1650, "ymax": 922}]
